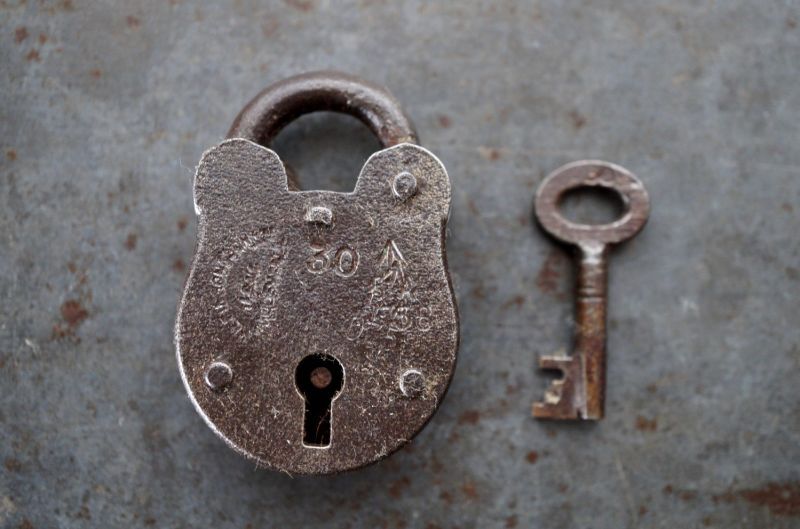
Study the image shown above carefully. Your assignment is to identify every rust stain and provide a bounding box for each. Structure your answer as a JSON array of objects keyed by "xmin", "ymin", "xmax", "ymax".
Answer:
[
  {"xmin": 462, "ymin": 480, "xmax": 478, "ymax": 500},
  {"xmin": 124, "ymin": 233, "xmax": 138, "ymax": 251},
  {"xmin": 472, "ymin": 285, "xmax": 486, "ymax": 299},
  {"xmin": 635, "ymin": 415, "xmax": 657, "ymax": 432},
  {"xmin": 788, "ymin": 17, "xmax": 797, "ymax": 29},
  {"xmin": 478, "ymin": 146, "xmax": 502, "ymax": 161},
  {"xmin": 261, "ymin": 19, "xmax": 279, "ymax": 38},
  {"xmin": 52, "ymin": 324, "xmax": 71, "ymax": 340},
  {"xmin": 678, "ymin": 490, "xmax": 697, "ymax": 501},
  {"xmin": 501, "ymin": 295, "xmax": 525, "ymax": 310},
  {"xmin": 38, "ymin": 33, "xmax": 48, "ymax": 44},
  {"xmin": 457, "ymin": 409, "xmax": 480, "ymax": 426},
  {"xmin": 14, "ymin": 26, "xmax": 28, "ymax": 43},
  {"xmin": 67, "ymin": 261, "xmax": 77, "ymax": 274},
  {"xmin": 6, "ymin": 149, "xmax": 17, "ymax": 161},
  {"xmin": 663, "ymin": 485, "xmax": 697, "ymax": 501},
  {"xmin": 782, "ymin": 202, "xmax": 794, "ymax": 213},
  {"xmin": 177, "ymin": 216, "xmax": 188, "ymax": 231},
  {"xmin": 19, "ymin": 520, "xmax": 35, "ymax": 529},
  {"xmin": 535, "ymin": 249, "xmax": 568, "ymax": 298},
  {"xmin": 525, "ymin": 450, "xmax": 538, "ymax": 464},
  {"xmin": 467, "ymin": 198, "xmax": 479, "ymax": 216},
  {"xmin": 75, "ymin": 269, "xmax": 88, "ymax": 287},
  {"xmin": 4, "ymin": 457, "xmax": 22, "ymax": 472},
  {"xmin": 714, "ymin": 482, "xmax": 800, "ymax": 517},
  {"xmin": 439, "ymin": 490, "xmax": 453, "ymax": 504},
  {"xmin": 125, "ymin": 15, "xmax": 141, "ymax": 28},
  {"xmin": 90, "ymin": 68, "xmax": 102, "ymax": 79},
  {"xmin": 387, "ymin": 476, "xmax": 411, "ymax": 499},
  {"xmin": 25, "ymin": 49, "xmax": 40, "ymax": 62},
  {"xmin": 638, "ymin": 505, "xmax": 648, "ymax": 517},
  {"xmin": 61, "ymin": 299, "xmax": 88, "ymax": 327},
  {"xmin": 437, "ymin": 114, "xmax": 452, "ymax": 128},
  {"xmin": 172, "ymin": 258, "xmax": 185, "ymax": 272},
  {"xmin": 40, "ymin": 0, "xmax": 74, "ymax": 12},
  {"xmin": 505, "ymin": 515, "xmax": 518, "ymax": 528},
  {"xmin": 568, "ymin": 110, "xmax": 587, "ymax": 130},
  {"xmin": 284, "ymin": 0, "xmax": 316, "ymax": 11}
]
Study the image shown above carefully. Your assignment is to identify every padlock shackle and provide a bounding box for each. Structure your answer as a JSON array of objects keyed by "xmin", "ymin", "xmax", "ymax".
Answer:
[{"xmin": 227, "ymin": 71, "xmax": 418, "ymax": 148}]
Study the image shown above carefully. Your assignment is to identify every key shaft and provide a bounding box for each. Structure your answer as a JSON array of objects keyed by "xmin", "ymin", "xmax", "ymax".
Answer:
[{"xmin": 574, "ymin": 243, "xmax": 609, "ymax": 419}]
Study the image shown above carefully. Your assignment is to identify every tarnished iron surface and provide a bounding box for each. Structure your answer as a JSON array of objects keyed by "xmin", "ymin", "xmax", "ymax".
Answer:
[
  {"xmin": 228, "ymin": 71, "xmax": 418, "ymax": 149},
  {"xmin": 3, "ymin": 2, "xmax": 800, "ymax": 528},
  {"xmin": 177, "ymin": 109, "xmax": 457, "ymax": 473},
  {"xmin": 533, "ymin": 161, "xmax": 650, "ymax": 420},
  {"xmin": 227, "ymin": 71, "xmax": 418, "ymax": 192}
]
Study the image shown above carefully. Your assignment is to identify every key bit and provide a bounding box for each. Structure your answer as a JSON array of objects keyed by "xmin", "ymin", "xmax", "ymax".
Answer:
[{"xmin": 532, "ymin": 160, "xmax": 650, "ymax": 420}]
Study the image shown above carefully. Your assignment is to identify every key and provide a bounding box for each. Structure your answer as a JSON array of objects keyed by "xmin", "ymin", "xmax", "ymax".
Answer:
[{"xmin": 532, "ymin": 161, "xmax": 650, "ymax": 420}]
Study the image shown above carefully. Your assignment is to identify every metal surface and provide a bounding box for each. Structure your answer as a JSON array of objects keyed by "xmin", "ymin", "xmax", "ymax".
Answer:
[
  {"xmin": 177, "ymin": 133, "xmax": 458, "ymax": 474},
  {"xmin": 227, "ymin": 71, "xmax": 417, "ymax": 192},
  {"xmin": 2, "ymin": 1, "xmax": 800, "ymax": 527},
  {"xmin": 533, "ymin": 161, "xmax": 650, "ymax": 420},
  {"xmin": 228, "ymin": 70, "xmax": 418, "ymax": 149}
]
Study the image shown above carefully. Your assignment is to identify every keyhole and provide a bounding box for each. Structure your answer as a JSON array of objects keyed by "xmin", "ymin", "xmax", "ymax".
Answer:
[{"xmin": 295, "ymin": 354, "xmax": 345, "ymax": 448}]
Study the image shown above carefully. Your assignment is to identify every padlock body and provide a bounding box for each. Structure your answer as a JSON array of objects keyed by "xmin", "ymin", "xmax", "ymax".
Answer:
[{"xmin": 176, "ymin": 139, "xmax": 458, "ymax": 474}]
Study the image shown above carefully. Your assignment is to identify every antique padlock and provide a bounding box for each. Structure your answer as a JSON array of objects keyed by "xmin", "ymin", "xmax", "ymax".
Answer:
[{"xmin": 175, "ymin": 72, "xmax": 459, "ymax": 474}]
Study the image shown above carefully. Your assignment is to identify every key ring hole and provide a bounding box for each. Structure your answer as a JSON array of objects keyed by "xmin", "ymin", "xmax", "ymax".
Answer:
[
  {"xmin": 557, "ymin": 185, "xmax": 628, "ymax": 226},
  {"xmin": 535, "ymin": 161, "xmax": 650, "ymax": 246}
]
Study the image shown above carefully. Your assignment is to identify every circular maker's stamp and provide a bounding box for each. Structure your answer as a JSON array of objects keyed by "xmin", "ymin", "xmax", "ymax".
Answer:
[{"xmin": 210, "ymin": 227, "xmax": 286, "ymax": 340}]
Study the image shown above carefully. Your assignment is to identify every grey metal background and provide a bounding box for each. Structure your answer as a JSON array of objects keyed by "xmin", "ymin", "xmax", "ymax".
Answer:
[{"xmin": 1, "ymin": 1, "xmax": 799, "ymax": 528}]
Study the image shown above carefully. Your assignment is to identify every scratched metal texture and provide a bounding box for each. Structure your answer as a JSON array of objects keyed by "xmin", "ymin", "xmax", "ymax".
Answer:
[
  {"xmin": 1, "ymin": 1, "xmax": 799, "ymax": 528},
  {"xmin": 177, "ymin": 139, "xmax": 458, "ymax": 474}
]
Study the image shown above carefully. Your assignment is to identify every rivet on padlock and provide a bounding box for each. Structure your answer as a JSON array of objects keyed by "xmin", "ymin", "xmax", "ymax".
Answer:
[{"xmin": 175, "ymin": 71, "xmax": 459, "ymax": 475}]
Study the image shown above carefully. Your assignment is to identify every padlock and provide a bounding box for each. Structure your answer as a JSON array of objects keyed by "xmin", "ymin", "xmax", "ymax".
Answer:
[{"xmin": 175, "ymin": 71, "xmax": 459, "ymax": 474}]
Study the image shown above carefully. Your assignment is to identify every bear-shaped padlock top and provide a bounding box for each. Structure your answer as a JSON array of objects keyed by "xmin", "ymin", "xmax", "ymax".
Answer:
[{"xmin": 175, "ymin": 73, "xmax": 458, "ymax": 475}]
